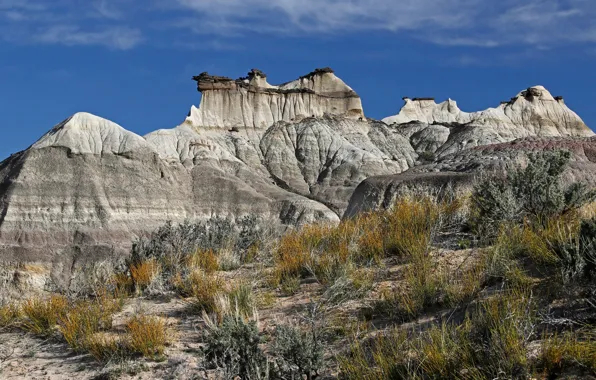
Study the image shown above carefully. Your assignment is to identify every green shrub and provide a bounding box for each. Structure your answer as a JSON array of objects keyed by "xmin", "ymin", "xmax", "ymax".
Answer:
[
  {"xmin": 129, "ymin": 216, "xmax": 269, "ymax": 282},
  {"xmin": 557, "ymin": 218, "xmax": 596, "ymax": 282},
  {"xmin": 274, "ymin": 324, "xmax": 324, "ymax": 380},
  {"xmin": 472, "ymin": 151, "xmax": 596, "ymax": 238},
  {"xmin": 203, "ymin": 315, "xmax": 269, "ymax": 379}
]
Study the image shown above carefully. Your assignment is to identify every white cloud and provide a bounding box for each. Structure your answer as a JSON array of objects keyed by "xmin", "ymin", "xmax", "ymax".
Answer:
[
  {"xmin": 173, "ymin": 0, "xmax": 596, "ymax": 48},
  {"xmin": 38, "ymin": 25, "xmax": 142, "ymax": 50},
  {"xmin": 91, "ymin": 0, "xmax": 123, "ymax": 20},
  {"xmin": 0, "ymin": 0, "xmax": 595, "ymax": 50},
  {"xmin": 175, "ymin": 0, "xmax": 482, "ymax": 33},
  {"xmin": 0, "ymin": 0, "xmax": 142, "ymax": 49}
]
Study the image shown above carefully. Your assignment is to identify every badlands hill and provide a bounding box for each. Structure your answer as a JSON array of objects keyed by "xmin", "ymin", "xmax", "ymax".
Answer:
[{"xmin": 0, "ymin": 68, "xmax": 593, "ymax": 282}]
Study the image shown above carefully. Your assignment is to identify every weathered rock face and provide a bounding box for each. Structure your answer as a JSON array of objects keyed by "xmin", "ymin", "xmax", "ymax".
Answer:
[
  {"xmin": 385, "ymin": 86, "xmax": 590, "ymax": 135},
  {"xmin": 384, "ymin": 86, "xmax": 592, "ymax": 157},
  {"xmin": 0, "ymin": 68, "xmax": 593, "ymax": 281},
  {"xmin": 144, "ymin": 115, "xmax": 416, "ymax": 215},
  {"xmin": 0, "ymin": 69, "xmax": 412, "ymax": 276},
  {"xmin": 345, "ymin": 136, "xmax": 596, "ymax": 217},
  {"xmin": 0, "ymin": 112, "xmax": 340, "ymax": 281},
  {"xmin": 186, "ymin": 68, "xmax": 364, "ymax": 129}
]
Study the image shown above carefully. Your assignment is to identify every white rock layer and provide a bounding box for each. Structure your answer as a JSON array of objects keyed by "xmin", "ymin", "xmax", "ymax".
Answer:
[
  {"xmin": 0, "ymin": 69, "xmax": 594, "ymax": 289},
  {"xmin": 384, "ymin": 86, "xmax": 592, "ymax": 138},
  {"xmin": 185, "ymin": 69, "xmax": 364, "ymax": 130}
]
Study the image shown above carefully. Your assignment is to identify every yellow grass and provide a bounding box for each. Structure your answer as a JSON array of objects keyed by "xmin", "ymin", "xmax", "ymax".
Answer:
[
  {"xmin": 341, "ymin": 290, "xmax": 534, "ymax": 379},
  {"xmin": 85, "ymin": 332, "xmax": 123, "ymax": 362},
  {"xmin": 58, "ymin": 296, "xmax": 119, "ymax": 352},
  {"xmin": 21, "ymin": 295, "xmax": 69, "ymax": 336},
  {"xmin": 125, "ymin": 315, "xmax": 169, "ymax": 358},
  {"xmin": 129, "ymin": 259, "xmax": 161, "ymax": 291},
  {"xmin": 0, "ymin": 303, "xmax": 21, "ymax": 328},
  {"xmin": 540, "ymin": 333, "xmax": 596, "ymax": 375},
  {"xmin": 271, "ymin": 197, "xmax": 461, "ymax": 292},
  {"xmin": 383, "ymin": 197, "xmax": 440, "ymax": 259},
  {"xmin": 186, "ymin": 249, "xmax": 220, "ymax": 273},
  {"xmin": 176, "ymin": 270, "xmax": 226, "ymax": 314}
]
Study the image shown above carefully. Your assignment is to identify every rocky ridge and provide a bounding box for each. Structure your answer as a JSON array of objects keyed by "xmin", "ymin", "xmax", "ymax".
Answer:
[
  {"xmin": 0, "ymin": 68, "xmax": 593, "ymax": 286},
  {"xmin": 187, "ymin": 68, "xmax": 364, "ymax": 130}
]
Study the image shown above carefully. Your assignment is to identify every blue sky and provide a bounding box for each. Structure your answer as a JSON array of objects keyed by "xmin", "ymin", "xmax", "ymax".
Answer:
[{"xmin": 1, "ymin": 0, "xmax": 595, "ymax": 160}]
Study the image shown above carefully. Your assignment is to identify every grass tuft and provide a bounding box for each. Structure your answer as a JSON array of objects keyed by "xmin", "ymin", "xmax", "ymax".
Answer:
[
  {"xmin": 125, "ymin": 315, "xmax": 169, "ymax": 358},
  {"xmin": 20, "ymin": 295, "xmax": 69, "ymax": 337},
  {"xmin": 0, "ymin": 303, "xmax": 21, "ymax": 329},
  {"xmin": 129, "ymin": 259, "xmax": 161, "ymax": 292},
  {"xmin": 58, "ymin": 295, "xmax": 120, "ymax": 353},
  {"xmin": 186, "ymin": 249, "xmax": 219, "ymax": 273},
  {"xmin": 176, "ymin": 270, "xmax": 226, "ymax": 315},
  {"xmin": 539, "ymin": 332, "xmax": 596, "ymax": 376}
]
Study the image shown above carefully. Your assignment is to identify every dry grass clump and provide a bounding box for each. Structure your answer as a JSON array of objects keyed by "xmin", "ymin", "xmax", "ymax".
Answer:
[
  {"xmin": 382, "ymin": 197, "xmax": 441, "ymax": 259},
  {"xmin": 129, "ymin": 259, "xmax": 161, "ymax": 292},
  {"xmin": 111, "ymin": 272, "xmax": 134, "ymax": 297},
  {"xmin": 64, "ymin": 311, "xmax": 170, "ymax": 361},
  {"xmin": 58, "ymin": 295, "xmax": 121, "ymax": 353},
  {"xmin": 376, "ymin": 263, "xmax": 453, "ymax": 320},
  {"xmin": 20, "ymin": 295, "xmax": 69, "ymax": 336},
  {"xmin": 176, "ymin": 270, "xmax": 226, "ymax": 314},
  {"xmin": 85, "ymin": 332, "xmax": 124, "ymax": 362},
  {"xmin": 482, "ymin": 214, "xmax": 582, "ymax": 289},
  {"xmin": 271, "ymin": 197, "xmax": 464, "ymax": 293},
  {"xmin": 125, "ymin": 315, "xmax": 169, "ymax": 358},
  {"xmin": 354, "ymin": 213, "xmax": 385, "ymax": 262},
  {"xmin": 539, "ymin": 332, "xmax": 596, "ymax": 376},
  {"xmin": 186, "ymin": 249, "xmax": 219, "ymax": 273},
  {"xmin": 0, "ymin": 302, "xmax": 21, "ymax": 328},
  {"xmin": 376, "ymin": 249, "xmax": 484, "ymax": 320},
  {"xmin": 496, "ymin": 215, "xmax": 579, "ymax": 266},
  {"xmin": 227, "ymin": 283, "xmax": 256, "ymax": 319},
  {"xmin": 341, "ymin": 290, "xmax": 536, "ymax": 379},
  {"xmin": 0, "ymin": 290, "xmax": 129, "ymax": 363},
  {"xmin": 272, "ymin": 224, "xmax": 329, "ymax": 287}
]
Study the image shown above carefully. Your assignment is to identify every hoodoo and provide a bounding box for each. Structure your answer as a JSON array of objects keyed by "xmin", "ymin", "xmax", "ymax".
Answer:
[
  {"xmin": 0, "ymin": 69, "xmax": 593, "ymax": 291},
  {"xmin": 185, "ymin": 67, "xmax": 365, "ymax": 129},
  {"xmin": 383, "ymin": 86, "xmax": 591, "ymax": 138}
]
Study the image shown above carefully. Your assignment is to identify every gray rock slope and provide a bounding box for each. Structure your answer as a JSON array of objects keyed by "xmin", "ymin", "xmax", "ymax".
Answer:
[
  {"xmin": 346, "ymin": 136, "xmax": 596, "ymax": 217},
  {"xmin": 0, "ymin": 68, "xmax": 593, "ymax": 272}
]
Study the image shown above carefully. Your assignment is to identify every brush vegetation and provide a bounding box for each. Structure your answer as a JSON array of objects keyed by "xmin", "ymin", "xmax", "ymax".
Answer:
[{"xmin": 1, "ymin": 150, "xmax": 595, "ymax": 379}]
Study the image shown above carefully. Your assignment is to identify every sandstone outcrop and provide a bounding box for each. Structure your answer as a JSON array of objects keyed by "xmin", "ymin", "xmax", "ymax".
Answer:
[
  {"xmin": 346, "ymin": 136, "xmax": 596, "ymax": 217},
  {"xmin": 0, "ymin": 68, "xmax": 593, "ymax": 286},
  {"xmin": 384, "ymin": 86, "xmax": 590, "ymax": 137},
  {"xmin": 186, "ymin": 68, "xmax": 364, "ymax": 129},
  {"xmin": 385, "ymin": 86, "xmax": 592, "ymax": 159}
]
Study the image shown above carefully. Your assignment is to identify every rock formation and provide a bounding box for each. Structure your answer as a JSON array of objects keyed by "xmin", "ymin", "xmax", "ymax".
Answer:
[
  {"xmin": 384, "ymin": 86, "xmax": 592, "ymax": 158},
  {"xmin": 186, "ymin": 68, "xmax": 364, "ymax": 129},
  {"xmin": 0, "ymin": 68, "xmax": 593, "ymax": 287},
  {"xmin": 346, "ymin": 136, "xmax": 596, "ymax": 218},
  {"xmin": 384, "ymin": 86, "xmax": 589, "ymax": 137}
]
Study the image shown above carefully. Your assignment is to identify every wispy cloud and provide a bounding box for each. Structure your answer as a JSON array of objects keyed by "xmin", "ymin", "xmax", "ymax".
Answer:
[
  {"xmin": 37, "ymin": 25, "xmax": 142, "ymax": 49},
  {"xmin": 91, "ymin": 0, "xmax": 123, "ymax": 20},
  {"xmin": 0, "ymin": 0, "xmax": 595, "ymax": 51},
  {"xmin": 174, "ymin": 0, "xmax": 481, "ymax": 34},
  {"xmin": 0, "ymin": 0, "xmax": 142, "ymax": 49},
  {"xmin": 173, "ymin": 0, "xmax": 596, "ymax": 48}
]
